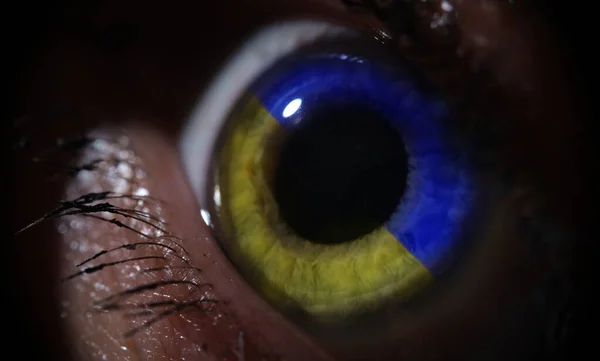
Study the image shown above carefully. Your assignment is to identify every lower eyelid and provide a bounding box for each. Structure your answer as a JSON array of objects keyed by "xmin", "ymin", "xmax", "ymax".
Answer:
[
  {"xmin": 55, "ymin": 124, "xmax": 334, "ymax": 361},
  {"xmin": 55, "ymin": 129, "xmax": 211, "ymax": 359}
]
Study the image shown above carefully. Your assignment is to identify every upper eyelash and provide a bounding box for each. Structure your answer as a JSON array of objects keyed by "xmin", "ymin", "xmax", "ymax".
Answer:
[{"xmin": 14, "ymin": 132, "xmax": 216, "ymax": 338}]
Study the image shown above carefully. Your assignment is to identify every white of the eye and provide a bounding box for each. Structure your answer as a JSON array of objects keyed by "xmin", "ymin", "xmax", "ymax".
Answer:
[{"xmin": 180, "ymin": 20, "xmax": 352, "ymax": 212}]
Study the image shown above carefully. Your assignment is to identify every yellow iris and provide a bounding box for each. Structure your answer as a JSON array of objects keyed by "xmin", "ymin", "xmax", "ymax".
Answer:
[{"xmin": 213, "ymin": 95, "xmax": 433, "ymax": 317}]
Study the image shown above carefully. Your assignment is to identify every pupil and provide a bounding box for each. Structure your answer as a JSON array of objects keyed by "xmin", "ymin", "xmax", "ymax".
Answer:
[{"xmin": 273, "ymin": 104, "xmax": 409, "ymax": 244}]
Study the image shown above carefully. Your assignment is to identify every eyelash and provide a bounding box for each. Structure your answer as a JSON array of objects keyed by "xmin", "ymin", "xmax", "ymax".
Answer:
[{"xmin": 14, "ymin": 131, "xmax": 218, "ymax": 339}]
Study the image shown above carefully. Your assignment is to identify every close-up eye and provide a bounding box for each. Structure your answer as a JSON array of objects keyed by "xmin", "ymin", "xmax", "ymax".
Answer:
[
  {"xmin": 7, "ymin": 1, "xmax": 592, "ymax": 361},
  {"xmin": 182, "ymin": 20, "xmax": 474, "ymax": 325}
]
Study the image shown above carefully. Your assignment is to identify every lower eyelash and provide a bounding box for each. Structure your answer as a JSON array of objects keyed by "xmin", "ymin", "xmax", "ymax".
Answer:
[{"xmin": 15, "ymin": 131, "xmax": 217, "ymax": 338}]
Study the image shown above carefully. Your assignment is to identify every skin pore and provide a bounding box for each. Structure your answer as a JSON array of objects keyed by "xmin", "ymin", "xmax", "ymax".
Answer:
[{"xmin": 8, "ymin": 0, "xmax": 587, "ymax": 360}]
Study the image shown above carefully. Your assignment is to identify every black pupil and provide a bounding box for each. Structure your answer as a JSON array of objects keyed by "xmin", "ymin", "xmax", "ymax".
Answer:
[{"xmin": 273, "ymin": 105, "xmax": 409, "ymax": 244}]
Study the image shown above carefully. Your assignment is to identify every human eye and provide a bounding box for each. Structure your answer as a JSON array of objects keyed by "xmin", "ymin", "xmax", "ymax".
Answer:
[{"xmin": 9, "ymin": 1, "xmax": 588, "ymax": 361}]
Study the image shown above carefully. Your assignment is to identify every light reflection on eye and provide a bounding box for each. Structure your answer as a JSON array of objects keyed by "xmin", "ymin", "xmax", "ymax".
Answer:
[{"xmin": 282, "ymin": 98, "xmax": 303, "ymax": 118}]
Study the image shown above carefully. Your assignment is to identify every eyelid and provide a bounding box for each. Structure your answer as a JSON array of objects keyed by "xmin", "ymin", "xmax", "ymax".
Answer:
[{"xmin": 180, "ymin": 20, "xmax": 353, "ymax": 208}]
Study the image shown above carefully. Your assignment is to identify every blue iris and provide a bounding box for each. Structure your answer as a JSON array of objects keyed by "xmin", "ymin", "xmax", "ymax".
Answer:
[{"xmin": 251, "ymin": 48, "xmax": 475, "ymax": 276}]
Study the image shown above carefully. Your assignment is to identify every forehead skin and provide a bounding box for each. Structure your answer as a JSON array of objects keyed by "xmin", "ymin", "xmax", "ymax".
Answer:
[{"xmin": 9, "ymin": 0, "xmax": 583, "ymax": 361}]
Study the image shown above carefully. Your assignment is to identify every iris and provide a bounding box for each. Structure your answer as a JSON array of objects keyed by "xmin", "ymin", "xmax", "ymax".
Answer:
[{"xmin": 208, "ymin": 40, "xmax": 475, "ymax": 318}]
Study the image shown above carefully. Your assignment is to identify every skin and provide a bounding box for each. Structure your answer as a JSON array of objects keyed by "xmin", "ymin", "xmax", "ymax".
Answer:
[{"xmin": 7, "ymin": 0, "xmax": 589, "ymax": 360}]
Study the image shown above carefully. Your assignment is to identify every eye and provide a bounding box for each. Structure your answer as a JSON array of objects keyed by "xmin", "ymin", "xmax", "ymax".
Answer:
[
  {"xmin": 10, "ymin": 1, "xmax": 584, "ymax": 360},
  {"xmin": 181, "ymin": 19, "xmax": 475, "ymax": 324}
]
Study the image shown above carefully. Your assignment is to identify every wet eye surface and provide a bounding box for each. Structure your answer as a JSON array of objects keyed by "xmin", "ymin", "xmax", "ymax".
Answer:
[
  {"xmin": 183, "ymin": 22, "xmax": 476, "ymax": 323},
  {"xmin": 8, "ymin": 0, "xmax": 588, "ymax": 360}
]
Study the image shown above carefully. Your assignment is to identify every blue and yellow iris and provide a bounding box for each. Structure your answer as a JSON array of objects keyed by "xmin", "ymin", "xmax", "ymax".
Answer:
[{"xmin": 211, "ymin": 47, "xmax": 474, "ymax": 318}]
